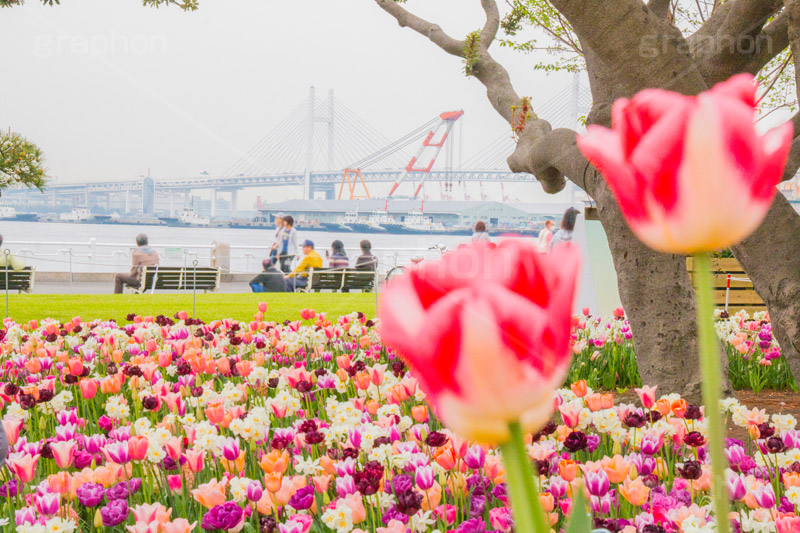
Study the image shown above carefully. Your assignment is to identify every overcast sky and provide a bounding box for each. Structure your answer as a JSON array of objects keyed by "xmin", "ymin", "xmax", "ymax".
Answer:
[{"xmin": 0, "ymin": 0, "xmax": 576, "ymax": 193}]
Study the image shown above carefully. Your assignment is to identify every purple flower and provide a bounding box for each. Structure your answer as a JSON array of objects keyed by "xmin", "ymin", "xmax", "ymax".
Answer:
[
  {"xmin": 201, "ymin": 502, "xmax": 244, "ymax": 531},
  {"xmin": 491, "ymin": 483, "xmax": 507, "ymax": 505},
  {"xmin": 288, "ymin": 485, "xmax": 315, "ymax": 510},
  {"xmin": 0, "ymin": 480, "xmax": 19, "ymax": 498},
  {"xmin": 390, "ymin": 474, "xmax": 413, "ymax": 494},
  {"xmin": 382, "ymin": 506, "xmax": 410, "ymax": 525},
  {"xmin": 457, "ymin": 518, "xmax": 487, "ymax": 533},
  {"xmin": 105, "ymin": 481, "xmax": 130, "ymax": 501},
  {"xmin": 101, "ymin": 499, "xmax": 129, "ymax": 527},
  {"xmin": 76, "ymin": 482, "xmax": 105, "ymax": 508},
  {"xmin": 126, "ymin": 478, "xmax": 142, "ymax": 495},
  {"xmin": 73, "ymin": 450, "xmax": 93, "ymax": 470},
  {"xmin": 586, "ymin": 434, "xmax": 601, "ymax": 453}
]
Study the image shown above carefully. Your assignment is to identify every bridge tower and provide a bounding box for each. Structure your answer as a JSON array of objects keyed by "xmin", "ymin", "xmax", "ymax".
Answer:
[{"xmin": 304, "ymin": 86, "xmax": 336, "ymax": 199}]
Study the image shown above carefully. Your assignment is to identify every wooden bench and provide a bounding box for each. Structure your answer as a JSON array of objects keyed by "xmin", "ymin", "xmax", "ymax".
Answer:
[
  {"xmin": 303, "ymin": 268, "xmax": 377, "ymax": 293},
  {"xmin": 686, "ymin": 257, "xmax": 765, "ymax": 315},
  {"xmin": 0, "ymin": 267, "xmax": 35, "ymax": 294},
  {"xmin": 131, "ymin": 266, "xmax": 221, "ymax": 294}
]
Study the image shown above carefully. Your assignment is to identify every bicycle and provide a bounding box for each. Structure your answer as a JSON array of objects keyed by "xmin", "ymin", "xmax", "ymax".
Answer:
[{"xmin": 384, "ymin": 244, "xmax": 447, "ymax": 283}]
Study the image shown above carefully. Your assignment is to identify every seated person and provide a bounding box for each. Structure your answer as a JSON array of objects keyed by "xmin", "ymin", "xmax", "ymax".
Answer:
[
  {"xmin": 249, "ymin": 258, "xmax": 286, "ymax": 293},
  {"xmin": 327, "ymin": 240, "xmax": 349, "ymax": 269},
  {"xmin": 114, "ymin": 234, "xmax": 159, "ymax": 293},
  {"xmin": 354, "ymin": 239, "xmax": 377, "ymax": 271},
  {"xmin": 285, "ymin": 239, "xmax": 322, "ymax": 292},
  {"xmin": 0, "ymin": 234, "xmax": 25, "ymax": 270}
]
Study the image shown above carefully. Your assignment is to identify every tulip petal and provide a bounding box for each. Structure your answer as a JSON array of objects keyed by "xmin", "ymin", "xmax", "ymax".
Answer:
[
  {"xmin": 577, "ymin": 126, "xmax": 646, "ymax": 221},
  {"xmin": 628, "ymin": 99, "xmax": 692, "ymax": 212},
  {"xmin": 753, "ymin": 121, "xmax": 794, "ymax": 201},
  {"xmin": 710, "ymin": 73, "xmax": 758, "ymax": 108}
]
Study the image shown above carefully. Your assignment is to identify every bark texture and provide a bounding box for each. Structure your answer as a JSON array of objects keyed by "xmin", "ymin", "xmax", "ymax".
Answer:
[{"xmin": 591, "ymin": 171, "xmax": 705, "ymax": 398}]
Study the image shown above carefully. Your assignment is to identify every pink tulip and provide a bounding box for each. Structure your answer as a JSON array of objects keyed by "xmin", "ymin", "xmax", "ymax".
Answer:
[
  {"xmin": 634, "ymin": 385, "xmax": 657, "ymax": 409},
  {"xmin": 776, "ymin": 516, "xmax": 800, "ymax": 533},
  {"xmin": 184, "ymin": 449, "xmax": 205, "ymax": 473},
  {"xmin": 3, "ymin": 418, "xmax": 23, "ymax": 445},
  {"xmin": 126, "ymin": 522, "xmax": 160, "ymax": 533},
  {"xmin": 7, "ymin": 452, "xmax": 39, "ymax": 483},
  {"xmin": 128, "ymin": 436, "xmax": 149, "ymax": 462},
  {"xmin": 559, "ymin": 402, "xmax": 583, "ymax": 429},
  {"xmin": 49, "ymin": 440, "xmax": 76, "ymax": 469},
  {"xmin": 79, "ymin": 378, "xmax": 98, "ymax": 399},
  {"xmin": 577, "ymin": 74, "xmax": 793, "ymax": 254},
  {"xmin": 379, "ymin": 240, "xmax": 580, "ymax": 443},
  {"xmin": 162, "ymin": 519, "xmax": 198, "ymax": 533}
]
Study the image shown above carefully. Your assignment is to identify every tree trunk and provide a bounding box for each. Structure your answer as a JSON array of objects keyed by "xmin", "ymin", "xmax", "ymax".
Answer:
[
  {"xmin": 590, "ymin": 173, "xmax": 723, "ymax": 401},
  {"xmin": 731, "ymin": 195, "xmax": 800, "ymax": 385}
]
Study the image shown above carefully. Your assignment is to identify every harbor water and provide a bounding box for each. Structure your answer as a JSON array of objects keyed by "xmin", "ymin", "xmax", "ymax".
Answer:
[{"xmin": 0, "ymin": 221, "xmax": 537, "ymax": 274}]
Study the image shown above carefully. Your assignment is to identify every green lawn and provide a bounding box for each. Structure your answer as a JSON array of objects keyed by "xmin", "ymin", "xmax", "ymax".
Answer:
[{"xmin": 1, "ymin": 293, "xmax": 377, "ymax": 324}]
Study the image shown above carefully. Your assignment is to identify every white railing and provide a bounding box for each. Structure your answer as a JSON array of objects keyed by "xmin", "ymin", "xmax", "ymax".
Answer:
[{"xmin": 4, "ymin": 239, "xmax": 449, "ymax": 275}]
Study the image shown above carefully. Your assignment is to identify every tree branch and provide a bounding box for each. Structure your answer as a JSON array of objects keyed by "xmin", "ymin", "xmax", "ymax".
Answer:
[
  {"xmin": 548, "ymin": 0, "xmax": 707, "ymax": 95},
  {"xmin": 691, "ymin": 0, "xmax": 782, "ymax": 47},
  {"xmin": 741, "ymin": 10, "xmax": 790, "ymax": 74},
  {"xmin": 507, "ymin": 126, "xmax": 590, "ymax": 193},
  {"xmin": 692, "ymin": 2, "xmax": 787, "ymax": 84},
  {"xmin": 480, "ymin": 0, "xmax": 500, "ymax": 47},
  {"xmin": 648, "ymin": 0, "xmax": 671, "ymax": 19},
  {"xmin": 373, "ymin": 0, "xmax": 464, "ymax": 57}
]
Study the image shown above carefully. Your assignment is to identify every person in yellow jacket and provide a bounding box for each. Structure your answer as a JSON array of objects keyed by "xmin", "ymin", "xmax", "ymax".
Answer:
[{"xmin": 285, "ymin": 239, "xmax": 323, "ymax": 292}]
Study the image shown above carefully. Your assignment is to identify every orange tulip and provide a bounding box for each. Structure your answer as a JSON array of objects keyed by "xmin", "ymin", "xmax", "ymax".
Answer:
[
  {"xmin": 620, "ymin": 477, "xmax": 650, "ymax": 506},
  {"xmin": 191, "ymin": 479, "xmax": 227, "ymax": 509},
  {"xmin": 782, "ymin": 472, "xmax": 800, "ymax": 488},
  {"xmin": 570, "ymin": 380, "xmax": 587, "ymax": 398},
  {"xmin": 601, "ymin": 455, "xmax": 632, "ymax": 484},
  {"xmin": 655, "ymin": 398, "xmax": 672, "ymax": 416},
  {"xmin": 411, "ymin": 405, "xmax": 428, "ymax": 423},
  {"xmin": 433, "ymin": 446, "xmax": 456, "ymax": 471},
  {"xmin": 264, "ymin": 472, "xmax": 283, "ymax": 494},
  {"xmin": 670, "ymin": 399, "xmax": 687, "ymax": 418},
  {"xmin": 259, "ymin": 449, "xmax": 290, "ymax": 474},
  {"xmin": 585, "ymin": 393, "xmax": 604, "ymax": 412},
  {"xmin": 558, "ymin": 459, "xmax": 578, "ymax": 482}
]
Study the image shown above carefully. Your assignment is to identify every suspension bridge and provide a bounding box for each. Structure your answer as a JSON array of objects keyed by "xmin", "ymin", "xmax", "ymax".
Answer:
[{"xmin": 4, "ymin": 78, "xmax": 591, "ymax": 216}]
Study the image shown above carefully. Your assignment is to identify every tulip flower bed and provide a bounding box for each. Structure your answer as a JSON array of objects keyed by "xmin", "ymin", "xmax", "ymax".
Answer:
[
  {"xmin": 0, "ymin": 305, "xmax": 799, "ymax": 533},
  {"xmin": 567, "ymin": 309, "xmax": 798, "ymax": 393}
]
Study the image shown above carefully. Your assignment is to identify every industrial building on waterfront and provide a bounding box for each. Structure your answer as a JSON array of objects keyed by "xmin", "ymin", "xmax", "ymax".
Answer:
[{"xmin": 257, "ymin": 199, "xmax": 572, "ymax": 228}]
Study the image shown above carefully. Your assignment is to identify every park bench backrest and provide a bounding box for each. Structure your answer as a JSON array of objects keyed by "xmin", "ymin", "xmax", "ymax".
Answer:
[
  {"xmin": 141, "ymin": 266, "xmax": 221, "ymax": 293},
  {"xmin": 344, "ymin": 270, "xmax": 376, "ymax": 292},
  {"xmin": 306, "ymin": 269, "xmax": 376, "ymax": 292},
  {"xmin": 308, "ymin": 269, "xmax": 346, "ymax": 292},
  {"xmin": 0, "ymin": 267, "xmax": 35, "ymax": 293}
]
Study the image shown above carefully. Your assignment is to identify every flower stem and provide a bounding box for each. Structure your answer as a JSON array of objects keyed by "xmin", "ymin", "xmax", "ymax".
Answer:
[
  {"xmin": 500, "ymin": 421, "xmax": 550, "ymax": 533},
  {"xmin": 692, "ymin": 252, "xmax": 731, "ymax": 533}
]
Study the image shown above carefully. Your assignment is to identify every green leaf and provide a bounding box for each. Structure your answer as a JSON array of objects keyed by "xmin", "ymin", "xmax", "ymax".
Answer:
[{"xmin": 565, "ymin": 487, "xmax": 592, "ymax": 533}]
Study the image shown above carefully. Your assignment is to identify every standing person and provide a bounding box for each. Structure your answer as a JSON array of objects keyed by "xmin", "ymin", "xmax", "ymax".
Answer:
[
  {"xmin": 278, "ymin": 215, "xmax": 298, "ymax": 273},
  {"xmin": 471, "ymin": 221, "xmax": 491, "ymax": 243},
  {"xmin": 269, "ymin": 212, "xmax": 285, "ymax": 263},
  {"xmin": 114, "ymin": 234, "xmax": 159, "ymax": 293},
  {"xmin": 326, "ymin": 240, "xmax": 349, "ymax": 269},
  {"xmin": 249, "ymin": 259, "xmax": 285, "ymax": 293},
  {"xmin": 549, "ymin": 208, "xmax": 580, "ymax": 251},
  {"xmin": 285, "ymin": 240, "xmax": 323, "ymax": 292},
  {"xmin": 355, "ymin": 239, "xmax": 377, "ymax": 271},
  {"xmin": 0, "ymin": 234, "xmax": 25, "ymax": 270},
  {"xmin": 538, "ymin": 220, "xmax": 555, "ymax": 252}
]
